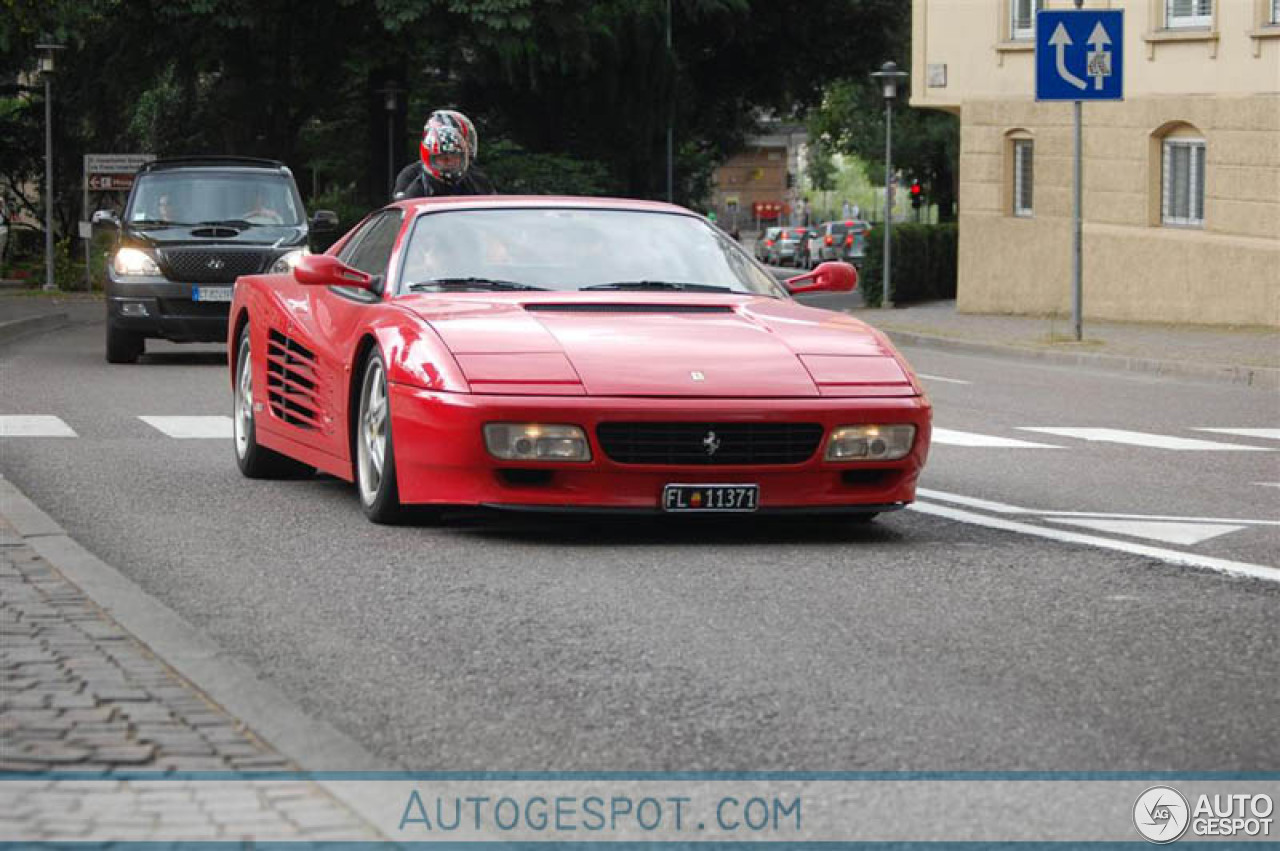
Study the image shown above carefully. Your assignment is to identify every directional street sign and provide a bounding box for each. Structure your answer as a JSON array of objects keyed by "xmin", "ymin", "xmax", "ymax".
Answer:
[{"xmin": 1035, "ymin": 10, "xmax": 1123, "ymax": 102}]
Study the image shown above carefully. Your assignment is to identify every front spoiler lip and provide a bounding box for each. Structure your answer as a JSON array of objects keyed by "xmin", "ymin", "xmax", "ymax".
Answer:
[{"xmin": 479, "ymin": 502, "xmax": 906, "ymax": 515}]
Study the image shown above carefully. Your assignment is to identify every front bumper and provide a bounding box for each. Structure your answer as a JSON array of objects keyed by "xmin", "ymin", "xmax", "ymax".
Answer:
[
  {"xmin": 389, "ymin": 387, "xmax": 932, "ymax": 511},
  {"xmin": 107, "ymin": 277, "xmax": 230, "ymax": 342}
]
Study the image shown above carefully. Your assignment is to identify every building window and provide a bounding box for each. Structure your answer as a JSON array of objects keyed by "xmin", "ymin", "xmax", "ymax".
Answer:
[
  {"xmin": 1166, "ymin": 0, "xmax": 1212, "ymax": 29},
  {"xmin": 1013, "ymin": 140, "xmax": 1034, "ymax": 217},
  {"xmin": 1010, "ymin": 0, "xmax": 1043, "ymax": 40},
  {"xmin": 1273, "ymin": 0, "xmax": 1279, "ymax": 23},
  {"xmin": 1162, "ymin": 138, "xmax": 1205, "ymax": 227}
]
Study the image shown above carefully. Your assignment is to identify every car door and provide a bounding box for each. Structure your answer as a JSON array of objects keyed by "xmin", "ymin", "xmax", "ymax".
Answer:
[{"xmin": 276, "ymin": 209, "xmax": 406, "ymax": 462}]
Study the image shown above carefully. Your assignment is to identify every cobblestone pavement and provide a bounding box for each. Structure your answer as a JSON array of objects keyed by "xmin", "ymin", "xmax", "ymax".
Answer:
[{"xmin": 0, "ymin": 516, "xmax": 380, "ymax": 841}]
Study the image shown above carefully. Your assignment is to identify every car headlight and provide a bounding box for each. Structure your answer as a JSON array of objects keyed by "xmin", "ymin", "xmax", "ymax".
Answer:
[
  {"xmin": 112, "ymin": 247, "xmax": 161, "ymax": 277},
  {"xmin": 269, "ymin": 248, "xmax": 309, "ymax": 274},
  {"xmin": 825, "ymin": 425, "xmax": 915, "ymax": 461},
  {"xmin": 484, "ymin": 424, "xmax": 591, "ymax": 462}
]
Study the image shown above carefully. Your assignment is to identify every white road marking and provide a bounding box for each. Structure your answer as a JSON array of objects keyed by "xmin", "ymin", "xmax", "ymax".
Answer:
[
  {"xmin": 919, "ymin": 487, "xmax": 1280, "ymax": 527},
  {"xmin": 1194, "ymin": 428, "xmax": 1280, "ymax": 441},
  {"xmin": 1043, "ymin": 517, "xmax": 1247, "ymax": 547},
  {"xmin": 139, "ymin": 416, "xmax": 233, "ymax": 439},
  {"xmin": 931, "ymin": 428, "xmax": 1061, "ymax": 449},
  {"xmin": 0, "ymin": 416, "xmax": 77, "ymax": 437},
  {"xmin": 910, "ymin": 501, "xmax": 1280, "ymax": 583},
  {"xmin": 1256, "ymin": 482, "xmax": 1280, "ymax": 489},
  {"xmin": 917, "ymin": 373, "xmax": 972, "ymax": 386},
  {"xmin": 915, "ymin": 488, "xmax": 1029, "ymax": 514},
  {"xmin": 1019, "ymin": 427, "xmax": 1275, "ymax": 451}
]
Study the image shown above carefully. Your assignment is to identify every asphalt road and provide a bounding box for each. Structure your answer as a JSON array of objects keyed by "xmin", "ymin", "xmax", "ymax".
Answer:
[{"xmin": 1, "ymin": 320, "xmax": 1277, "ymax": 771}]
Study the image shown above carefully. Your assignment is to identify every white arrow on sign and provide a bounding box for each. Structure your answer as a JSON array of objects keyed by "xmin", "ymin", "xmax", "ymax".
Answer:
[
  {"xmin": 1049, "ymin": 22, "xmax": 1087, "ymax": 91},
  {"xmin": 1086, "ymin": 21, "xmax": 1112, "ymax": 91}
]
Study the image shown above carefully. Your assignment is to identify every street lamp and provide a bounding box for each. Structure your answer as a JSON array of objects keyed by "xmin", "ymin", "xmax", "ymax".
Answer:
[
  {"xmin": 378, "ymin": 84, "xmax": 403, "ymax": 198},
  {"xmin": 36, "ymin": 38, "xmax": 65, "ymax": 292},
  {"xmin": 869, "ymin": 60, "xmax": 908, "ymax": 309}
]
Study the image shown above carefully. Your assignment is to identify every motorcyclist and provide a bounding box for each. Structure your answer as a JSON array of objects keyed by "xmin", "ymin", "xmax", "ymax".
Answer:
[{"xmin": 392, "ymin": 110, "xmax": 495, "ymax": 199}]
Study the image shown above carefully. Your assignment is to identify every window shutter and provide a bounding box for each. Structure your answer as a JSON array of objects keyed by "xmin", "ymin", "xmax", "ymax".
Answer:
[
  {"xmin": 1192, "ymin": 143, "xmax": 1205, "ymax": 223},
  {"xmin": 1162, "ymin": 141, "xmax": 1173, "ymax": 222}
]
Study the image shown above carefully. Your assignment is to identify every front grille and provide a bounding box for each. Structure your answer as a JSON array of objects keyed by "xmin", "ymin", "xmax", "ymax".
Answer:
[
  {"xmin": 160, "ymin": 248, "xmax": 270, "ymax": 283},
  {"xmin": 597, "ymin": 422, "xmax": 823, "ymax": 466},
  {"xmin": 266, "ymin": 329, "xmax": 321, "ymax": 430},
  {"xmin": 157, "ymin": 299, "xmax": 229, "ymax": 319}
]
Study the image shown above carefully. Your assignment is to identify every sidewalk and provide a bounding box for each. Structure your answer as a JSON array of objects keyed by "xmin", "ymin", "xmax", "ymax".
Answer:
[
  {"xmin": 849, "ymin": 300, "xmax": 1280, "ymax": 389},
  {"xmin": 0, "ymin": 511, "xmax": 381, "ymax": 841}
]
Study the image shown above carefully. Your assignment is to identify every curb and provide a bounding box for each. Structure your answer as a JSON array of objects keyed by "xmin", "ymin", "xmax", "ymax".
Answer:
[
  {"xmin": 0, "ymin": 476, "xmax": 397, "ymax": 823},
  {"xmin": 0, "ymin": 312, "xmax": 70, "ymax": 347},
  {"xmin": 878, "ymin": 328, "xmax": 1280, "ymax": 390}
]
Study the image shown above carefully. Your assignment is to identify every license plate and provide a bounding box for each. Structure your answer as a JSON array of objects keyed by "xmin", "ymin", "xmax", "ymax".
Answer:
[
  {"xmin": 192, "ymin": 286, "xmax": 233, "ymax": 302},
  {"xmin": 662, "ymin": 484, "xmax": 759, "ymax": 513}
]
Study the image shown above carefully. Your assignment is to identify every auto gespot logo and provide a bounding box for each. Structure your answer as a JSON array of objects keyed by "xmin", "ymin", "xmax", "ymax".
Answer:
[{"xmin": 1134, "ymin": 786, "xmax": 1274, "ymax": 843}]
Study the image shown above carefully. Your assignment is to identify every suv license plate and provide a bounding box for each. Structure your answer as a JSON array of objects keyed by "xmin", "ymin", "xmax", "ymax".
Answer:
[
  {"xmin": 192, "ymin": 286, "xmax": 233, "ymax": 302},
  {"xmin": 662, "ymin": 484, "xmax": 759, "ymax": 513}
]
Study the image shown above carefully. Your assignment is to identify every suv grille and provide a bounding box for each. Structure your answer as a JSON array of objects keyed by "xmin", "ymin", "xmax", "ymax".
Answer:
[
  {"xmin": 597, "ymin": 422, "xmax": 823, "ymax": 466},
  {"xmin": 160, "ymin": 248, "xmax": 270, "ymax": 283}
]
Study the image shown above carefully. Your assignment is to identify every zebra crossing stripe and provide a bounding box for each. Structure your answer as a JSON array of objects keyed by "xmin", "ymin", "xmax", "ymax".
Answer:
[
  {"xmin": 931, "ymin": 428, "xmax": 1061, "ymax": 449},
  {"xmin": 1193, "ymin": 428, "xmax": 1280, "ymax": 441},
  {"xmin": 138, "ymin": 416, "xmax": 233, "ymax": 439},
  {"xmin": 1018, "ymin": 427, "xmax": 1275, "ymax": 451},
  {"xmin": 0, "ymin": 416, "xmax": 77, "ymax": 437}
]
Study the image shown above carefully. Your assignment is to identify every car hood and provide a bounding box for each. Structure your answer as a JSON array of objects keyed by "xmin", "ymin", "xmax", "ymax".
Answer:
[
  {"xmin": 398, "ymin": 293, "xmax": 919, "ymax": 398},
  {"xmin": 126, "ymin": 224, "xmax": 307, "ymax": 248}
]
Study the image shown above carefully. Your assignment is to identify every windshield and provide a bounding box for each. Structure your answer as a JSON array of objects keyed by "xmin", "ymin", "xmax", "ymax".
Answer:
[
  {"xmin": 398, "ymin": 208, "xmax": 785, "ymax": 297},
  {"xmin": 126, "ymin": 172, "xmax": 303, "ymax": 227}
]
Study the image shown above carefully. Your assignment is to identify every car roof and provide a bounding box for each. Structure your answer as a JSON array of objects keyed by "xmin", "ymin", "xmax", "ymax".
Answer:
[
  {"xmin": 139, "ymin": 156, "xmax": 291, "ymax": 175},
  {"xmin": 389, "ymin": 195, "xmax": 697, "ymax": 217}
]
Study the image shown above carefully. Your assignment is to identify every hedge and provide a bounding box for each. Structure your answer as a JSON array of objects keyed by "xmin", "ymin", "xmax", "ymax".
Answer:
[{"xmin": 859, "ymin": 222, "xmax": 957, "ymax": 307}]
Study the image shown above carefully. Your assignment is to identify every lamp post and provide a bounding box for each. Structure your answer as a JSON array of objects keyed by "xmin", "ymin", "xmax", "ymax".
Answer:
[
  {"xmin": 378, "ymin": 84, "xmax": 403, "ymax": 198},
  {"xmin": 869, "ymin": 60, "xmax": 908, "ymax": 309},
  {"xmin": 36, "ymin": 39, "xmax": 65, "ymax": 292}
]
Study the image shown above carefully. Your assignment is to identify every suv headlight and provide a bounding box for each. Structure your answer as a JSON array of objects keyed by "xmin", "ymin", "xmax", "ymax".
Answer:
[
  {"xmin": 112, "ymin": 247, "xmax": 161, "ymax": 277},
  {"xmin": 269, "ymin": 248, "xmax": 309, "ymax": 274},
  {"xmin": 484, "ymin": 424, "xmax": 591, "ymax": 462},
  {"xmin": 825, "ymin": 425, "xmax": 915, "ymax": 461}
]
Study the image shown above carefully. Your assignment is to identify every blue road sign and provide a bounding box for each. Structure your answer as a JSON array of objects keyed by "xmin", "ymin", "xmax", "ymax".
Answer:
[{"xmin": 1036, "ymin": 10, "xmax": 1124, "ymax": 101}]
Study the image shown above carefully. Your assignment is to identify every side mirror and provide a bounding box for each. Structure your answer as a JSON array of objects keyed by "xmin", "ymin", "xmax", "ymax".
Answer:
[
  {"xmin": 293, "ymin": 253, "xmax": 374, "ymax": 289},
  {"xmin": 310, "ymin": 210, "xmax": 339, "ymax": 233},
  {"xmin": 785, "ymin": 261, "xmax": 857, "ymax": 295},
  {"xmin": 91, "ymin": 210, "xmax": 120, "ymax": 229}
]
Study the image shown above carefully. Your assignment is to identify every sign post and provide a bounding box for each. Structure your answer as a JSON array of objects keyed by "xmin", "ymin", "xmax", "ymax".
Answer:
[
  {"xmin": 83, "ymin": 154, "xmax": 154, "ymax": 290},
  {"xmin": 1035, "ymin": 5, "xmax": 1123, "ymax": 342}
]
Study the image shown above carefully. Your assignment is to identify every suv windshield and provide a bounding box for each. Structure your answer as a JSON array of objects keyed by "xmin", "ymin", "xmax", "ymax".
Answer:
[
  {"xmin": 126, "ymin": 172, "xmax": 303, "ymax": 227},
  {"xmin": 399, "ymin": 208, "xmax": 785, "ymax": 297}
]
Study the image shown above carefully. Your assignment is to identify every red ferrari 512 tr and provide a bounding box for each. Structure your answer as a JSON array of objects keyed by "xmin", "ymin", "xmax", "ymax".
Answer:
[{"xmin": 228, "ymin": 196, "xmax": 932, "ymax": 523}]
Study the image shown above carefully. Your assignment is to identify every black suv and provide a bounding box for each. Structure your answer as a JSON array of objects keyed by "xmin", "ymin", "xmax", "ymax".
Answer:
[{"xmin": 94, "ymin": 157, "xmax": 336, "ymax": 363}]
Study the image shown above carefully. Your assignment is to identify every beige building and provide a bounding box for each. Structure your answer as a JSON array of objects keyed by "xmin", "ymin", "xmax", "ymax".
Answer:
[{"xmin": 911, "ymin": 0, "xmax": 1280, "ymax": 326}]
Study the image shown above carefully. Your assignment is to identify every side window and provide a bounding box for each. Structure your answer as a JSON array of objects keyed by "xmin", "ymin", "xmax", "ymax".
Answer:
[{"xmin": 342, "ymin": 211, "xmax": 404, "ymax": 280}]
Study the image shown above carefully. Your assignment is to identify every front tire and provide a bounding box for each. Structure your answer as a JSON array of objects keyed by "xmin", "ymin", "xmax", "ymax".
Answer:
[
  {"xmin": 355, "ymin": 348, "xmax": 405, "ymax": 524},
  {"xmin": 233, "ymin": 324, "xmax": 313, "ymax": 479},
  {"xmin": 105, "ymin": 322, "xmax": 144, "ymax": 364}
]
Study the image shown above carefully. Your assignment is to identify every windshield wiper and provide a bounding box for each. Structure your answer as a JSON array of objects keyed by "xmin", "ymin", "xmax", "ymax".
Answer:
[
  {"xmin": 406, "ymin": 277, "xmax": 548, "ymax": 292},
  {"xmin": 579, "ymin": 280, "xmax": 734, "ymax": 293},
  {"xmin": 130, "ymin": 218, "xmax": 183, "ymax": 228}
]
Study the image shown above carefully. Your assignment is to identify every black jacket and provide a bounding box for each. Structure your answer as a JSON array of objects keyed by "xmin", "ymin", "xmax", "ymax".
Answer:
[{"xmin": 392, "ymin": 162, "xmax": 496, "ymax": 200}]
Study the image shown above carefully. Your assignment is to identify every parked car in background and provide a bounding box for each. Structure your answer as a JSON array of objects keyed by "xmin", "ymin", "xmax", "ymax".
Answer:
[
  {"xmin": 754, "ymin": 226, "xmax": 782, "ymax": 263},
  {"xmin": 95, "ymin": 156, "xmax": 337, "ymax": 363},
  {"xmin": 768, "ymin": 226, "xmax": 810, "ymax": 267},
  {"xmin": 812, "ymin": 220, "xmax": 871, "ymax": 266}
]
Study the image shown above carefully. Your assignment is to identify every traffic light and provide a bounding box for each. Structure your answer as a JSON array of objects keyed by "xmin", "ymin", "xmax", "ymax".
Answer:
[{"xmin": 910, "ymin": 180, "xmax": 923, "ymax": 210}]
